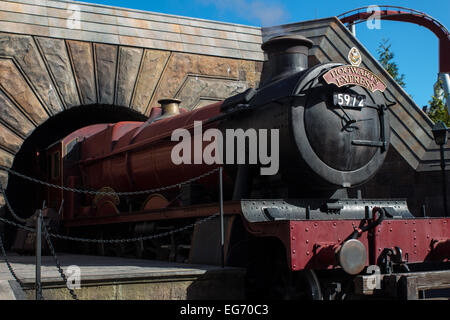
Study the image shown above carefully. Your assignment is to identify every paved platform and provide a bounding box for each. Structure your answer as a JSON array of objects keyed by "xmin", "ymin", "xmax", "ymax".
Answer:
[{"xmin": 0, "ymin": 253, "xmax": 245, "ymax": 300}]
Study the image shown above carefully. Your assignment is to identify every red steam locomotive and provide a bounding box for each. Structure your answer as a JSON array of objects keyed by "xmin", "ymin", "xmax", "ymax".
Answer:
[{"xmin": 23, "ymin": 35, "xmax": 450, "ymax": 299}]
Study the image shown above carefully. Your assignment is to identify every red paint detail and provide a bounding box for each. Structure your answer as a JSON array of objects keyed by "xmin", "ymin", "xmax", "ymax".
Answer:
[
  {"xmin": 244, "ymin": 218, "xmax": 450, "ymax": 271},
  {"xmin": 78, "ymin": 102, "xmax": 223, "ymax": 194},
  {"xmin": 54, "ymin": 101, "xmax": 229, "ymax": 219},
  {"xmin": 62, "ymin": 123, "xmax": 112, "ymax": 143},
  {"xmin": 374, "ymin": 218, "xmax": 450, "ymax": 263}
]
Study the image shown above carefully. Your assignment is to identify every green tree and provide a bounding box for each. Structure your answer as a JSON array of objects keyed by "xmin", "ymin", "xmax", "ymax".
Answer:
[
  {"xmin": 377, "ymin": 38, "xmax": 406, "ymax": 88},
  {"xmin": 423, "ymin": 79, "xmax": 449, "ymax": 126}
]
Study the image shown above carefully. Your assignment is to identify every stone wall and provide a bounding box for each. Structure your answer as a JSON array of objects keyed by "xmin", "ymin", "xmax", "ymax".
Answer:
[{"xmin": 0, "ymin": 0, "xmax": 263, "ymax": 205}]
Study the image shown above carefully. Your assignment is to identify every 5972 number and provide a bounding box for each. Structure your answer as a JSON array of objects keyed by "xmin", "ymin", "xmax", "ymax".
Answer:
[{"xmin": 333, "ymin": 93, "xmax": 365, "ymax": 108}]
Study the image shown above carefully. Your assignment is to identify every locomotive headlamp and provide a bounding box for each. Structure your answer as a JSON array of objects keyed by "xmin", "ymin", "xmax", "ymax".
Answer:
[
  {"xmin": 432, "ymin": 121, "xmax": 448, "ymax": 146},
  {"xmin": 337, "ymin": 239, "xmax": 367, "ymax": 275}
]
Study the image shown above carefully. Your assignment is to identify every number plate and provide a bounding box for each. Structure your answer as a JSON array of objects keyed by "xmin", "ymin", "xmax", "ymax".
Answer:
[{"xmin": 333, "ymin": 93, "xmax": 365, "ymax": 108}]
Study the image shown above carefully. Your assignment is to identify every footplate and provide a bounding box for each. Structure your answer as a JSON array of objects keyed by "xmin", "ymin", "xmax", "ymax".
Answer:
[{"xmin": 241, "ymin": 199, "xmax": 412, "ymax": 223}]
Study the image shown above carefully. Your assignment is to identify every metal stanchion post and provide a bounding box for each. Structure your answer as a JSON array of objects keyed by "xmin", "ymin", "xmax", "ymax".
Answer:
[
  {"xmin": 219, "ymin": 167, "xmax": 224, "ymax": 268},
  {"xmin": 35, "ymin": 210, "xmax": 42, "ymax": 300}
]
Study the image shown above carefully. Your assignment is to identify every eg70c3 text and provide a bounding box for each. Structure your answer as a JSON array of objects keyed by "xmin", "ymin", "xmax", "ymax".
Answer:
[{"xmin": 224, "ymin": 304, "xmax": 269, "ymax": 315}]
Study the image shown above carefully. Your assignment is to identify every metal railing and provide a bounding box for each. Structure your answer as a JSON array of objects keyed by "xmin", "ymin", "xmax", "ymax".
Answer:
[
  {"xmin": 0, "ymin": 167, "xmax": 226, "ymax": 300},
  {"xmin": 0, "ymin": 165, "xmax": 220, "ymax": 196}
]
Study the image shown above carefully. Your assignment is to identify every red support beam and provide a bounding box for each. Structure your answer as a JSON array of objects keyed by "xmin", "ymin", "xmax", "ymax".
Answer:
[{"xmin": 338, "ymin": 6, "xmax": 450, "ymax": 73}]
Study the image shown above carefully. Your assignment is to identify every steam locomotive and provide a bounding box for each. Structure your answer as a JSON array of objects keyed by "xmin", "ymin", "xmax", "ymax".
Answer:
[{"xmin": 18, "ymin": 35, "xmax": 450, "ymax": 299}]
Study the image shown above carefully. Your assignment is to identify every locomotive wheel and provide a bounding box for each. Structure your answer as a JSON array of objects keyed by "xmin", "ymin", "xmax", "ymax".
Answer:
[
  {"xmin": 315, "ymin": 269, "xmax": 358, "ymax": 300},
  {"xmin": 298, "ymin": 269, "xmax": 323, "ymax": 300},
  {"xmin": 270, "ymin": 268, "xmax": 323, "ymax": 300},
  {"xmin": 268, "ymin": 269, "xmax": 324, "ymax": 300}
]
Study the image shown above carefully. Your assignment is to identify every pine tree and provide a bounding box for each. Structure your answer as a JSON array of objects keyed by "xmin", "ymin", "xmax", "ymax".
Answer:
[
  {"xmin": 424, "ymin": 79, "xmax": 449, "ymax": 126},
  {"xmin": 377, "ymin": 39, "xmax": 406, "ymax": 88}
]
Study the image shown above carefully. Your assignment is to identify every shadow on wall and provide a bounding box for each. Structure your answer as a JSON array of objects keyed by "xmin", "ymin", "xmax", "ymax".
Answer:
[
  {"xmin": 353, "ymin": 148, "xmax": 450, "ymax": 217},
  {"xmin": 185, "ymin": 270, "xmax": 246, "ymax": 300}
]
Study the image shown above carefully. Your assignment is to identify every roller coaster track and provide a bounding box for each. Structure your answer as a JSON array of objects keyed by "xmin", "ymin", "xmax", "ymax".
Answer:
[{"xmin": 337, "ymin": 5, "xmax": 450, "ymax": 73}]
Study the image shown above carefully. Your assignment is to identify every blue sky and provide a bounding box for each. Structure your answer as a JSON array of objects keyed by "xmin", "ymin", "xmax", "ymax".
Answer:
[{"xmin": 80, "ymin": 0, "xmax": 449, "ymax": 108}]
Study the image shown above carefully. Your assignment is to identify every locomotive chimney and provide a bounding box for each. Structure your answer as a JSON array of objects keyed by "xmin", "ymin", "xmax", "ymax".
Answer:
[
  {"xmin": 260, "ymin": 35, "xmax": 313, "ymax": 87},
  {"xmin": 158, "ymin": 98, "xmax": 181, "ymax": 117}
]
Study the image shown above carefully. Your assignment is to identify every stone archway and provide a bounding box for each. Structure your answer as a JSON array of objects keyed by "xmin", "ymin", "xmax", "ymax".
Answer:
[{"xmin": 0, "ymin": 32, "xmax": 262, "ymax": 209}]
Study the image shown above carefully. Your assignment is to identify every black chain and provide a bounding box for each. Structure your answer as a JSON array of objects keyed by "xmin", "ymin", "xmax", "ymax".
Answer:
[
  {"xmin": 48, "ymin": 213, "xmax": 219, "ymax": 244},
  {"xmin": 0, "ymin": 166, "xmax": 220, "ymax": 196},
  {"xmin": 42, "ymin": 221, "xmax": 78, "ymax": 300},
  {"xmin": 0, "ymin": 215, "xmax": 35, "ymax": 232},
  {"xmin": 0, "ymin": 211, "xmax": 218, "ymax": 301},
  {"xmin": 0, "ymin": 232, "xmax": 24, "ymax": 288},
  {"xmin": 0, "ymin": 201, "xmax": 218, "ymax": 244},
  {"xmin": 0, "ymin": 167, "xmax": 221, "ymax": 244},
  {"xmin": 0, "ymin": 166, "xmax": 222, "ymax": 300}
]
